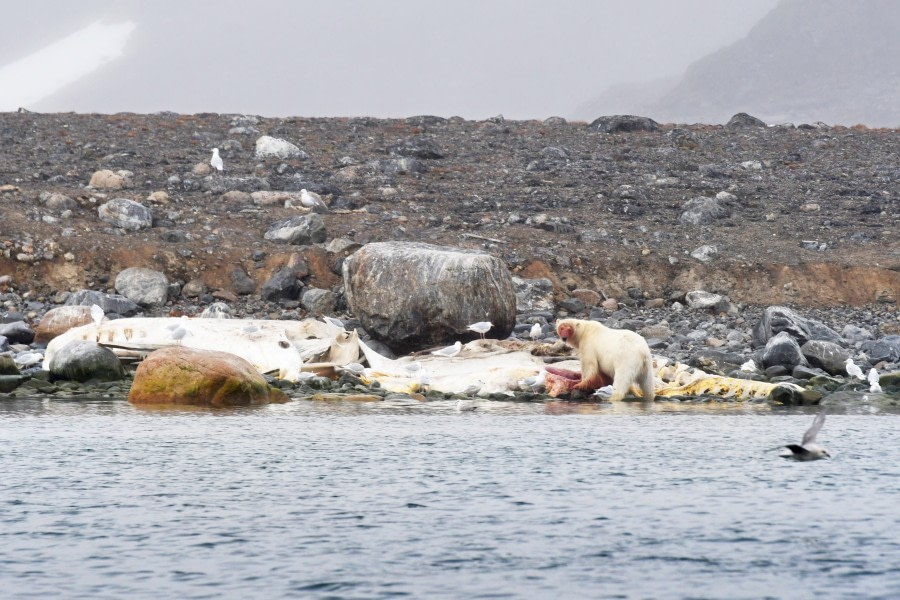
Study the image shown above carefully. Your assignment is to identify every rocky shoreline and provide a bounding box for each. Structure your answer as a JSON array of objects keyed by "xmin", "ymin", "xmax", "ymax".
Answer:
[{"xmin": 1, "ymin": 111, "xmax": 898, "ymax": 405}]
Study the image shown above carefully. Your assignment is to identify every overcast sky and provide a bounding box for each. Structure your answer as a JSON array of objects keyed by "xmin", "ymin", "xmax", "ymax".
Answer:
[{"xmin": 0, "ymin": 0, "xmax": 780, "ymax": 119}]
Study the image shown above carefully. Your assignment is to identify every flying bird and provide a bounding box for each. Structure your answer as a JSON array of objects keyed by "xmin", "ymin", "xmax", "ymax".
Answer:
[
  {"xmin": 431, "ymin": 341, "xmax": 462, "ymax": 358},
  {"xmin": 300, "ymin": 188, "xmax": 328, "ymax": 212},
  {"xmin": 868, "ymin": 368, "xmax": 882, "ymax": 393},
  {"xmin": 467, "ymin": 321, "xmax": 492, "ymax": 339},
  {"xmin": 529, "ymin": 322, "xmax": 542, "ymax": 340},
  {"xmin": 90, "ymin": 304, "xmax": 104, "ymax": 328},
  {"xmin": 781, "ymin": 410, "xmax": 830, "ymax": 461},
  {"xmin": 210, "ymin": 148, "xmax": 224, "ymax": 173},
  {"xmin": 845, "ymin": 358, "xmax": 865, "ymax": 380}
]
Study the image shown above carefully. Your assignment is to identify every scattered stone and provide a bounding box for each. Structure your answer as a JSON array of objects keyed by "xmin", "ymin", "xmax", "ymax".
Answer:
[
  {"xmin": 513, "ymin": 277, "xmax": 555, "ymax": 312},
  {"xmin": 301, "ymin": 288, "xmax": 337, "ymax": 315},
  {"xmin": 800, "ymin": 340, "xmax": 850, "ymax": 375},
  {"xmin": 264, "ymin": 214, "xmax": 327, "ymax": 245},
  {"xmin": 98, "ymin": 198, "xmax": 153, "ymax": 231},
  {"xmin": 261, "ymin": 266, "xmax": 302, "ymax": 301},
  {"xmin": 114, "ymin": 267, "xmax": 169, "ymax": 307},
  {"xmin": 89, "ymin": 169, "xmax": 128, "ymax": 190},
  {"xmin": 690, "ymin": 245, "xmax": 718, "ymax": 262},
  {"xmin": 128, "ymin": 346, "xmax": 289, "ymax": 407},
  {"xmin": 48, "ymin": 340, "xmax": 125, "ymax": 382},
  {"xmin": 685, "ymin": 290, "xmax": 722, "ymax": 310},
  {"xmin": 199, "ymin": 302, "xmax": 232, "ymax": 318},
  {"xmin": 726, "ymin": 112, "xmax": 767, "ymax": 128},
  {"xmin": 231, "ymin": 267, "xmax": 256, "ymax": 295},
  {"xmin": 0, "ymin": 321, "xmax": 35, "ymax": 344},
  {"xmin": 588, "ymin": 115, "xmax": 659, "ymax": 133},
  {"xmin": 762, "ymin": 331, "xmax": 807, "ymax": 369},
  {"xmin": 679, "ymin": 197, "xmax": 728, "ymax": 225},
  {"xmin": 255, "ymin": 135, "xmax": 305, "ymax": 160},
  {"xmin": 390, "ymin": 136, "xmax": 444, "ymax": 159},
  {"xmin": 65, "ymin": 290, "xmax": 140, "ymax": 317},
  {"xmin": 34, "ymin": 305, "xmax": 94, "ymax": 343},
  {"xmin": 38, "ymin": 191, "xmax": 76, "ymax": 210},
  {"xmin": 752, "ymin": 306, "xmax": 842, "ymax": 346}
]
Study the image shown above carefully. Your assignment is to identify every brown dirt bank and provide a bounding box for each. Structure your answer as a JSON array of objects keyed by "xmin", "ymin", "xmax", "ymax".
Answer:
[{"xmin": 1, "ymin": 112, "xmax": 897, "ymax": 308}]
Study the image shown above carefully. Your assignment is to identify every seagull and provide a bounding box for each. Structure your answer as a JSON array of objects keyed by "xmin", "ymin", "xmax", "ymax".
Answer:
[
  {"xmin": 323, "ymin": 316, "xmax": 344, "ymax": 330},
  {"xmin": 90, "ymin": 304, "xmax": 104, "ymax": 328},
  {"xmin": 210, "ymin": 148, "xmax": 224, "ymax": 173},
  {"xmin": 845, "ymin": 358, "xmax": 865, "ymax": 380},
  {"xmin": 344, "ymin": 362, "xmax": 366, "ymax": 376},
  {"xmin": 740, "ymin": 359, "xmax": 757, "ymax": 373},
  {"xmin": 529, "ymin": 322, "xmax": 542, "ymax": 340},
  {"xmin": 13, "ymin": 351, "xmax": 43, "ymax": 368},
  {"xmin": 467, "ymin": 321, "xmax": 492, "ymax": 339},
  {"xmin": 456, "ymin": 399, "xmax": 478, "ymax": 412},
  {"xmin": 431, "ymin": 341, "xmax": 462, "ymax": 358},
  {"xmin": 300, "ymin": 189, "xmax": 328, "ymax": 212},
  {"xmin": 782, "ymin": 410, "xmax": 830, "ymax": 461},
  {"xmin": 518, "ymin": 370, "xmax": 546, "ymax": 390},
  {"xmin": 170, "ymin": 321, "xmax": 190, "ymax": 345},
  {"xmin": 868, "ymin": 368, "xmax": 882, "ymax": 393}
]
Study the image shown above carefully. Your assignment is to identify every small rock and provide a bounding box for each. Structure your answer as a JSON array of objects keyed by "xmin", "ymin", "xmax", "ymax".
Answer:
[
  {"xmin": 98, "ymin": 198, "xmax": 153, "ymax": 231},
  {"xmin": 48, "ymin": 340, "xmax": 125, "ymax": 382},
  {"xmin": 115, "ymin": 267, "xmax": 169, "ymax": 307},
  {"xmin": 255, "ymin": 135, "xmax": 306, "ymax": 160}
]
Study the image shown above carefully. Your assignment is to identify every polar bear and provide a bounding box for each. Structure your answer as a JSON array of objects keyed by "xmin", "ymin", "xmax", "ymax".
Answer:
[{"xmin": 556, "ymin": 318, "xmax": 655, "ymax": 402}]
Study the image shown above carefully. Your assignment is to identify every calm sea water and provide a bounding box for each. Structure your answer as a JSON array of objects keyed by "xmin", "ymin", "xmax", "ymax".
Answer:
[{"xmin": 1, "ymin": 396, "xmax": 899, "ymax": 600}]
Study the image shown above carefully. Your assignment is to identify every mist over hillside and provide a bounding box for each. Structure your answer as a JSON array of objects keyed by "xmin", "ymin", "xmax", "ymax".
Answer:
[{"xmin": 577, "ymin": 0, "xmax": 900, "ymax": 126}]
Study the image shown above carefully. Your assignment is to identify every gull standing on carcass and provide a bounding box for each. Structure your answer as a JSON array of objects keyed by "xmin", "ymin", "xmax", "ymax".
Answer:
[
  {"xmin": 845, "ymin": 358, "xmax": 865, "ymax": 380},
  {"xmin": 529, "ymin": 322, "xmax": 542, "ymax": 340},
  {"xmin": 300, "ymin": 189, "xmax": 328, "ymax": 212},
  {"xmin": 467, "ymin": 321, "xmax": 492, "ymax": 340},
  {"xmin": 210, "ymin": 148, "xmax": 224, "ymax": 173},
  {"xmin": 781, "ymin": 410, "xmax": 830, "ymax": 461},
  {"xmin": 868, "ymin": 368, "xmax": 882, "ymax": 393},
  {"xmin": 431, "ymin": 341, "xmax": 462, "ymax": 358},
  {"xmin": 169, "ymin": 317, "xmax": 190, "ymax": 345}
]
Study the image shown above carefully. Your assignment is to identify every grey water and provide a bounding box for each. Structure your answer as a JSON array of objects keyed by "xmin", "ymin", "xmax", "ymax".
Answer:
[{"xmin": 2, "ymin": 397, "xmax": 900, "ymax": 600}]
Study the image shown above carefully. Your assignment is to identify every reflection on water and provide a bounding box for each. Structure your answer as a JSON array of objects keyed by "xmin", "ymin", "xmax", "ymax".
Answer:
[{"xmin": 1, "ymin": 395, "xmax": 899, "ymax": 599}]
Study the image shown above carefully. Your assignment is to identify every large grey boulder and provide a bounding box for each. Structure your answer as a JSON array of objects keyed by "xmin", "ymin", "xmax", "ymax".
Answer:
[
  {"xmin": 264, "ymin": 214, "xmax": 326, "ymax": 245},
  {"xmin": 726, "ymin": 112, "xmax": 767, "ymax": 128},
  {"xmin": 255, "ymin": 135, "xmax": 306, "ymax": 160},
  {"xmin": 115, "ymin": 267, "xmax": 169, "ymax": 307},
  {"xmin": 752, "ymin": 306, "xmax": 842, "ymax": 346},
  {"xmin": 65, "ymin": 290, "xmax": 140, "ymax": 317},
  {"xmin": 49, "ymin": 340, "xmax": 125, "ymax": 382},
  {"xmin": 859, "ymin": 336, "xmax": 900, "ymax": 363},
  {"xmin": 0, "ymin": 321, "xmax": 35, "ymax": 344},
  {"xmin": 343, "ymin": 242, "xmax": 517, "ymax": 352},
  {"xmin": 98, "ymin": 198, "xmax": 153, "ymax": 231},
  {"xmin": 801, "ymin": 340, "xmax": 850, "ymax": 375},
  {"xmin": 762, "ymin": 331, "xmax": 807, "ymax": 369},
  {"xmin": 588, "ymin": 115, "xmax": 659, "ymax": 133}
]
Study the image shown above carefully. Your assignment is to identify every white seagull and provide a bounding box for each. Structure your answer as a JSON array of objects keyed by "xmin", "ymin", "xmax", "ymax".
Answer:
[
  {"xmin": 740, "ymin": 359, "xmax": 757, "ymax": 373},
  {"xmin": 300, "ymin": 189, "xmax": 328, "ymax": 212},
  {"xmin": 90, "ymin": 304, "xmax": 104, "ymax": 328},
  {"xmin": 529, "ymin": 322, "xmax": 542, "ymax": 340},
  {"xmin": 845, "ymin": 358, "xmax": 865, "ymax": 380},
  {"xmin": 782, "ymin": 410, "xmax": 830, "ymax": 461},
  {"xmin": 210, "ymin": 148, "xmax": 224, "ymax": 173},
  {"xmin": 431, "ymin": 341, "xmax": 462, "ymax": 358},
  {"xmin": 518, "ymin": 370, "xmax": 546, "ymax": 390},
  {"xmin": 467, "ymin": 321, "xmax": 492, "ymax": 339},
  {"xmin": 867, "ymin": 368, "xmax": 882, "ymax": 393},
  {"xmin": 13, "ymin": 351, "xmax": 43, "ymax": 368},
  {"xmin": 170, "ymin": 320, "xmax": 190, "ymax": 345}
]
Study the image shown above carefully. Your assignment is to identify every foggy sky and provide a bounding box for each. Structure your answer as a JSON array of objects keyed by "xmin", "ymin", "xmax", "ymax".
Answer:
[{"xmin": 1, "ymin": 0, "xmax": 780, "ymax": 119}]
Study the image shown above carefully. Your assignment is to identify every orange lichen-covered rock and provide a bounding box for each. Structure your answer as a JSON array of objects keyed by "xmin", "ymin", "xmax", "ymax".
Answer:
[{"xmin": 128, "ymin": 346, "xmax": 289, "ymax": 407}]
